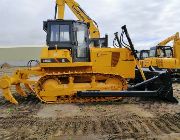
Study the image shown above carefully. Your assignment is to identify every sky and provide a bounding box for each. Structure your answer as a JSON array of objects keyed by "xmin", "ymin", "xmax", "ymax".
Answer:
[{"xmin": 0, "ymin": 0, "xmax": 180, "ymax": 49}]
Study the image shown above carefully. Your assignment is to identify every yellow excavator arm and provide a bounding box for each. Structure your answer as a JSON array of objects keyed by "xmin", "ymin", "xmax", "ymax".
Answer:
[
  {"xmin": 158, "ymin": 32, "xmax": 179, "ymax": 46},
  {"xmin": 56, "ymin": 0, "xmax": 100, "ymax": 39},
  {"xmin": 156, "ymin": 32, "xmax": 179, "ymax": 57}
]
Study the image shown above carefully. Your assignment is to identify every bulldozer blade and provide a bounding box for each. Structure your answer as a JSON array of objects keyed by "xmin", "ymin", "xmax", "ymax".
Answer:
[
  {"xmin": 24, "ymin": 83, "xmax": 35, "ymax": 93},
  {"xmin": 3, "ymin": 88, "xmax": 18, "ymax": 104},
  {"xmin": 128, "ymin": 71, "xmax": 178, "ymax": 103},
  {"xmin": 77, "ymin": 72, "xmax": 178, "ymax": 103},
  {"xmin": 16, "ymin": 84, "xmax": 27, "ymax": 97}
]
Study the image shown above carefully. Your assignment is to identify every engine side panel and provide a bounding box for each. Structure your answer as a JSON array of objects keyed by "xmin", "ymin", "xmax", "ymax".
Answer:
[{"xmin": 90, "ymin": 48, "xmax": 136, "ymax": 78}]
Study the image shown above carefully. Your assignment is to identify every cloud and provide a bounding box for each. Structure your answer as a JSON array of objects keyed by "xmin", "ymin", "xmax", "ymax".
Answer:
[{"xmin": 0, "ymin": 0, "xmax": 179, "ymax": 49}]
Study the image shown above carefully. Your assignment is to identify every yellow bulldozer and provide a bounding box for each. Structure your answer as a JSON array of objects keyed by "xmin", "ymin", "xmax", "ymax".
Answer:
[
  {"xmin": 142, "ymin": 32, "xmax": 180, "ymax": 81},
  {"xmin": 0, "ymin": 0, "xmax": 178, "ymax": 104}
]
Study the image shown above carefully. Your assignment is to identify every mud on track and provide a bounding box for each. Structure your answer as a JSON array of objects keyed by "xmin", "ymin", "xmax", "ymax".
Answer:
[{"xmin": 0, "ymin": 67, "xmax": 180, "ymax": 140}]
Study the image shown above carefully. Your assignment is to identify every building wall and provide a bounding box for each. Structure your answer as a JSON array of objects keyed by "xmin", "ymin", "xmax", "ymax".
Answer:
[{"xmin": 0, "ymin": 47, "xmax": 41, "ymax": 66}]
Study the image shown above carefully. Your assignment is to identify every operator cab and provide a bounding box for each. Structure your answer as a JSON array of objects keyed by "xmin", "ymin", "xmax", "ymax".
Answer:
[
  {"xmin": 137, "ymin": 50, "xmax": 150, "ymax": 60},
  {"xmin": 150, "ymin": 46, "xmax": 173, "ymax": 58},
  {"xmin": 43, "ymin": 20, "xmax": 90, "ymax": 62}
]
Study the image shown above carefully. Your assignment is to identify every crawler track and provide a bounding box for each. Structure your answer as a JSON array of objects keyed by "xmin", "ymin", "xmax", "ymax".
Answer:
[{"xmin": 35, "ymin": 73, "xmax": 126, "ymax": 103}]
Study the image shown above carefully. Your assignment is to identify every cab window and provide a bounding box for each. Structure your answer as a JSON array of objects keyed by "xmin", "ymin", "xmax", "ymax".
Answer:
[
  {"xmin": 142, "ymin": 52, "xmax": 149, "ymax": 59},
  {"xmin": 75, "ymin": 24, "xmax": 88, "ymax": 58},
  {"xmin": 60, "ymin": 25, "xmax": 70, "ymax": 42},
  {"xmin": 165, "ymin": 49, "xmax": 173, "ymax": 57},
  {"xmin": 149, "ymin": 49, "xmax": 156, "ymax": 57},
  {"xmin": 50, "ymin": 25, "xmax": 59, "ymax": 42},
  {"xmin": 50, "ymin": 25, "xmax": 70, "ymax": 42}
]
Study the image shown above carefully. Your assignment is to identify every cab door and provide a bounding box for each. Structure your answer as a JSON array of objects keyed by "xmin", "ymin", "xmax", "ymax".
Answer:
[{"xmin": 73, "ymin": 22, "xmax": 90, "ymax": 62}]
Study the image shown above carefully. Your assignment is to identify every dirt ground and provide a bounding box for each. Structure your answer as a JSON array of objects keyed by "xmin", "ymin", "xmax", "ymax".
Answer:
[{"xmin": 0, "ymin": 67, "xmax": 180, "ymax": 140}]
